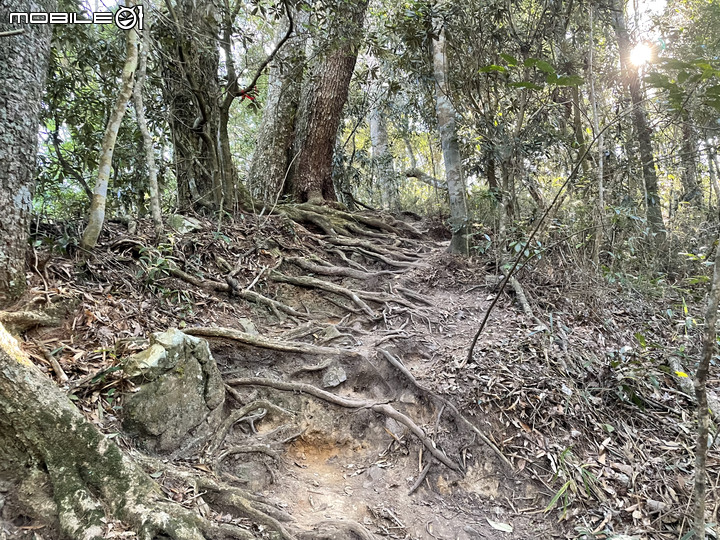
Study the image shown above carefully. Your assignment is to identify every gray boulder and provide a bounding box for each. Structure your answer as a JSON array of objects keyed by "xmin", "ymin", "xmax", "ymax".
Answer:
[{"xmin": 122, "ymin": 329, "xmax": 224, "ymax": 453}]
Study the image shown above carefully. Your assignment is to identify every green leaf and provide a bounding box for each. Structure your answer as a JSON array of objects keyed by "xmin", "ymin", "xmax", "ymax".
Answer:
[
  {"xmin": 525, "ymin": 58, "xmax": 555, "ymax": 74},
  {"xmin": 634, "ymin": 332, "xmax": 647, "ymax": 348},
  {"xmin": 552, "ymin": 75, "xmax": 584, "ymax": 87},
  {"xmin": 545, "ymin": 480, "xmax": 571, "ymax": 512},
  {"xmin": 479, "ymin": 64, "xmax": 507, "ymax": 73},
  {"xmin": 500, "ymin": 53, "xmax": 518, "ymax": 66},
  {"xmin": 645, "ymin": 72, "xmax": 673, "ymax": 89}
]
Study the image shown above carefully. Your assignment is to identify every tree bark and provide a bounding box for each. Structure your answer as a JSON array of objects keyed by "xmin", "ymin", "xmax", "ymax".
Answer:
[
  {"xmin": 288, "ymin": 0, "xmax": 369, "ymax": 203},
  {"xmin": 693, "ymin": 233, "xmax": 720, "ymax": 539},
  {"xmin": 680, "ymin": 121, "xmax": 701, "ymax": 206},
  {"xmin": 431, "ymin": 22, "xmax": 469, "ymax": 255},
  {"xmin": 81, "ymin": 24, "xmax": 139, "ymax": 250},
  {"xmin": 161, "ymin": 0, "xmax": 223, "ymax": 213},
  {"xmin": 0, "ymin": 0, "xmax": 55, "ymax": 303},
  {"xmin": 369, "ymin": 97, "xmax": 397, "ymax": 210},
  {"xmin": 611, "ymin": 0, "xmax": 666, "ymax": 245},
  {"xmin": 247, "ymin": 9, "xmax": 308, "ymax": 204},
  {"xmin": 0, "ymin": 323, "xmax": 233, "ymax": 540},
  {"xmin": 133, "ymin": 19, "xmax": 163, "ymax": 238}
]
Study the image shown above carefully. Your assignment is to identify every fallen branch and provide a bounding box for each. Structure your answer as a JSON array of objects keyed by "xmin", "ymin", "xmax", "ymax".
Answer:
[
  {"xmin": 404, "ymin": 167, "xmax": 447, "ymax": 191},
  {"xmin": 0, "ymin": 310, "xmax": 59, "ymax": 333}
]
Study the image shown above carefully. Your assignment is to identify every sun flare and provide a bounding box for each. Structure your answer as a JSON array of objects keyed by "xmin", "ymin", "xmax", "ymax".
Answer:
[{"xmin": 630, "ymin": 42, "xmax": 653, "ymax": 66}]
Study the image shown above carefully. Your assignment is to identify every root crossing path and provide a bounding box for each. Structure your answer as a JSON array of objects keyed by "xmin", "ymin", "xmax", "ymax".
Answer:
[{"xmin": 157, "ymin": 211, "xmax": 554, "ymax": 540}]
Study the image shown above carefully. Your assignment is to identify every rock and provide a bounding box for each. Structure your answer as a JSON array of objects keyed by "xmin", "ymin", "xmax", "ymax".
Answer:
[
  {"xmin": 122, "ymin": 329, "xmax": 225, "ymax": 453},
  {"xmin": 321, "ymin": 362, "xmax": 347, "ymax": 388},
  {"xmin": 167, "ymin": 214, "xmax": 203, "ymax": 234},
  {"xmin": 237, "ymin": 317, "xmax": 259, "ymax": 336}
]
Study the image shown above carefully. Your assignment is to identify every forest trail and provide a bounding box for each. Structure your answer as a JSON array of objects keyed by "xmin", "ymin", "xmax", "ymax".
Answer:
[{"xmin": 9, "ymin": 211, "xmax": 717, "ymax": 539}]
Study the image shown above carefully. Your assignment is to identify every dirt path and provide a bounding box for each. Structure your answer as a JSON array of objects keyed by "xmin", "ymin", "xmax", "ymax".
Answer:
[
  {"xmin": 199, "ymin": 234, "xmax": 557, "ymax": 539},
  {"xmin": 18, "ymin": 214, "xmax": 714, "ymax": 539}
]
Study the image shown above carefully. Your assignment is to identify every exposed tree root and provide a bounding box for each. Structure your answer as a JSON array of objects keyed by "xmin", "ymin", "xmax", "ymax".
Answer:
[
  {"xmin": 270, "ymin": 271, "xmax": 379, "ymax": 319},
  {"xmin": 185, "ymin": 326, "xmax": 364, "ymax": 359},
  {"xmin": 226, "ymin": 277, "xmax": 320, "ymax": 321},
  {"xmin": 335, "ymin": 246, "xmax": 419, "ymax": 269},
  {"xmin": 378, "ymin": 349, "xmax": 513, "ymax": 470},
  {"xmin": 194, "ymin": 477, "xmax": 298, "ymax": 540},
  {"xmin": 0, "ymin": 310, "xmax": 59, "ymax": 333},
  {"xmin": 298, "ymin": 519, "xmax": 377, "ymax": 540},
  {"xmin": 325, "ymin": 247, "xmax": 375, "ymax": 272},
  {"xmin": 408, "ymin": 457, "xmax": 434, "ymax": 495},
  {"xmin": 395, "ymin": 286, "xmax": 434, "ymax": 306},
  {"xmin": 354, "ymin": 289, "xmax": 419, "ymax": 310},
  {"xmin": 296, "ymin": 202, "xmax": 422, "ymax": 240},
  {"xmin": 208, "ymin": 399, "xmax": 293, "ymax": 456},
  {"xmin": 133, "ymin": 454, "xmax": 297, "ymax": 540},
  {"xmin": 169, "ymin": 263, "xmax": 319, "ymax": 321},
  {"xmin": 326, "ymin": 237, "xmax": 421, "ymax": 261},
  {"xmin": 226, "ymin": 377, "xmax": 461, "ymax": 472},
  {"xmin": 287, "ymin": 256, "xmax": 400, "ymax": 280}
]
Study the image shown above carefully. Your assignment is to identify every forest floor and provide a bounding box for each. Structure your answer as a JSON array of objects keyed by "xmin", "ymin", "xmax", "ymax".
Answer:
[{"xmin": 2, "ymin": 209, "xmax": 719, "ymax": 540}]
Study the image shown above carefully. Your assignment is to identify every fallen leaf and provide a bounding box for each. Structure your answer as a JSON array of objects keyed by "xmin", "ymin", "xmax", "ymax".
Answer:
[{"xmin": 486, "ymin": 518, "xmax": 513, "ymax": 533}]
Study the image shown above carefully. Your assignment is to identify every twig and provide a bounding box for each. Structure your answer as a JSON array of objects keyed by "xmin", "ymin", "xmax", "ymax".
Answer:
[{"xmin": 408, "ymin": 457, "xmax": 434, "ymax": 495}]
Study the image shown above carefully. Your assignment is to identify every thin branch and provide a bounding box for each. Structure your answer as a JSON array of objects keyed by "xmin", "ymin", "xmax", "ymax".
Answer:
[{"xmin": 223, "ymin": 0, "xmax": 294, "ymax": 109}]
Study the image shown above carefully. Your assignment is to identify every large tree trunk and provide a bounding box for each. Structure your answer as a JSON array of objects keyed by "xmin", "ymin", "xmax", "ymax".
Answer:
[
  {"xmin": 288, "ymin": 0, "xmax": 369, "ymax": 203},
  {"xmin": 0, "ymin": 0, "xmax": 55, "ymax": 303},
  {"xmin": 81, "ymin": 25, "xmax": 139, "ymax": 250},
  {"xmin": 161, "ymin": 0, "xmax": 223, "ymax": 213},
  {"xmin": 611, "ymin": 0, "xmax": 666, "ymax": 245},
  {"xmin": 432, "ymin": 22, "xmax": 469, "ymax": 255},
  {"xmin": 0, "ymin": 323, "xmax": 243, "ymax": 540},
  {"xmin": 247, "ymin": 11, "xmax": 308, "ymax": 204}
]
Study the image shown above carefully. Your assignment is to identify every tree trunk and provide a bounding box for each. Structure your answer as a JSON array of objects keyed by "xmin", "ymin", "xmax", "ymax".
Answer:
[
  {"xmin": 0, "ymin": 0, "xmax": 55, "ymax": 303},
  {"xmin": 81, "ymin": 25, "xmax": 139, "ymax": 250},
  {"xmin": 432, "ymin": 22, "xmax": 469, "ymax": 255},
  {"xmin": 369, "ymin": 99, "xmax": 397, "ymax": 210},
  {"xmin": 133, "ymin": 20, "xmax": 163, "ymax": 238},
  {"xmin": 288, "ymin": 0, "xmax": 369, "ymax": 203},
  {"xmin": 611, "ymin": 0, "xmax": 666, "ymax": 245},
  {"xmin": 247, "ymin": 11, "xmax": 307, "ymax": 204},
  {"xmin": 588, "ymin": 1, "xmax": 605, "ymax": 268},
  {"xmin": 680, "ymin": 121, "xmax": 701, "ymax": 206},
  {"xmin": 693, "ymin": 233, "xmax": 720, "ymax": 539},
  {"xmin": 0, "ymin": 323, "xmax": 229, "ymax": 540},
  {"xmin": 161, "ymin": 0, "xmax": 223, "ymax": 213}
]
